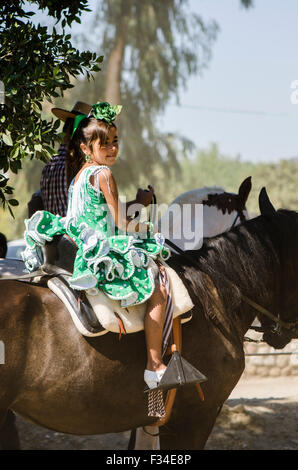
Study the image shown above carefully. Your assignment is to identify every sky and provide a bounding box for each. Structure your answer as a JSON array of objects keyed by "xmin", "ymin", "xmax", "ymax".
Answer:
[
  {"xmin": 162, "ymin": 0, "xmax": 298, "ymax": 163},
  {"xmin": 31, "ymin": 0, "xmax": 298, "ymax": 163}
]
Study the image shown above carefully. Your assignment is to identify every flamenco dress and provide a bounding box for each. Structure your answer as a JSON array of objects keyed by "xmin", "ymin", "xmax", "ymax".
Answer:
[{"xmin": 22, "ymin": 165, "xmax": 171, "ymax": 307}]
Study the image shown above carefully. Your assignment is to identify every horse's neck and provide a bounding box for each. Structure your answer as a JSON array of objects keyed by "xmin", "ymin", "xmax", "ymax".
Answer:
[
  {"xmin": 202, "ymin": 205, "xmax": 239, "ymax": 238},
  {"xmin": 195, "ymin": 219, "xmax": 280, "ymax": 338}
]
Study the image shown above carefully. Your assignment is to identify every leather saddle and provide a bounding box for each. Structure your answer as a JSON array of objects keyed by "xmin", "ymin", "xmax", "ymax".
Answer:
[
  {"xmin": 42, "ymin": 235, "xmax": 105, "ymax": 335},
  {"xmin": 42, "ymin": 234, "xmax": 78, "ymax": 275}
]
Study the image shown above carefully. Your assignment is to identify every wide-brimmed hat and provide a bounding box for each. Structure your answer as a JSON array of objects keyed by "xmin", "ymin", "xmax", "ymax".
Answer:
[{"xmin": 51, "ymin": 101, "xmax": 92, "ymax": 122}]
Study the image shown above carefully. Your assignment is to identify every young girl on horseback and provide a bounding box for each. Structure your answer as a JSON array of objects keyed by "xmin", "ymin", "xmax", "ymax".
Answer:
[{"xmin": 22, "ymin": 102, "xmax": 172, "ymax": 391}]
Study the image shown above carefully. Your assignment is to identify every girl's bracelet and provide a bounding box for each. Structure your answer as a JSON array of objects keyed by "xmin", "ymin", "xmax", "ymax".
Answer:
[
  {"xmin": 134, "ymin": 221, "xmax": 155, "ymax": 237},
  {"xmin": 146, "ymin": 221, "xmax": 155, "ymax": 237}
]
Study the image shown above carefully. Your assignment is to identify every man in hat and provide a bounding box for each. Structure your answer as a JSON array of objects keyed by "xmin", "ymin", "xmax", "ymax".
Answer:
[{"xmin": 39, "ymin": 101, "xmax": 91, "ymax": 217}]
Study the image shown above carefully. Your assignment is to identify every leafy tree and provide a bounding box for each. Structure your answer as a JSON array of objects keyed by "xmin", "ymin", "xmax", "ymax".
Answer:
[
  {"xmin": 73, "ymin": 0, "xmax": 217, "ymax": 188},
  {"xmin": 251, "ymin": 159, "xmax": 298, "ymax": 212},
  {"xmin": 150, "ymin": 145, "xmax": 298, "ymax": 220},
  {"xmin": 0, "ymin": 0, "xmax": 103, "ymax": 212},
  {"xmin": 0, "ymin": 158, "xmax": 44, "ymax": 240},
  {"xmin": 71, "ymin": 0, "xmax": 253, "ymax": 190}
]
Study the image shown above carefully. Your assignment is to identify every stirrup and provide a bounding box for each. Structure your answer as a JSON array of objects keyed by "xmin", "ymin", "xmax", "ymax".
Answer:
[{"xmin": 144, "ymin": 350, "xmax": 207, "ymax": 394}]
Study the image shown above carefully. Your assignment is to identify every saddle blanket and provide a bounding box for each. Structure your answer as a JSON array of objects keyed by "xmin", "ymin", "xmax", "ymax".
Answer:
[
  {"xmin": 48, "ymin": 258, "xmax": 194, "ymax": 337},
  {"xmin": 0, "ymin": 257, "xmax": 194, "ymax": 337}
]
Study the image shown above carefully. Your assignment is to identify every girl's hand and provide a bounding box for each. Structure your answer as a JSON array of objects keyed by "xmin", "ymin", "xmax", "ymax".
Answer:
[
  {"xmin": 136, "ymin": 185, "xmax": 154, "ymax": 207},
  {"xmin": 97, "ymin": 170, "xmax": 153, "ymax": 234}
]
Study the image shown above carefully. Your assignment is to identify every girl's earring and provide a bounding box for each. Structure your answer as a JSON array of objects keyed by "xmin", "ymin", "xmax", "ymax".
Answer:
[{"xmin": 85, "ymin": 154, "xmax": 91, "ymax": 162}]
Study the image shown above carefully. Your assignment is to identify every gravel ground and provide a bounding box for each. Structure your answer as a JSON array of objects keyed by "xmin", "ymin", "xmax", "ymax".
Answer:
[{"xmin": 205, "ymin": 376, "xmax": 298, "ymax": 450}]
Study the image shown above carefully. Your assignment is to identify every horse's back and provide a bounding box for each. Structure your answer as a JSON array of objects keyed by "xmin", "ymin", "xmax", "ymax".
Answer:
[{"xmin": 172, "ymin": 187, "xmax": 225, "ymax": 204}]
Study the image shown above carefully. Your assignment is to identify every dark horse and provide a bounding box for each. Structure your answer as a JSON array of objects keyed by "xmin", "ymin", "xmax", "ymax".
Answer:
[{"xmin": 0, "ymin": 188, "xmax": 297, "ymax": 450}]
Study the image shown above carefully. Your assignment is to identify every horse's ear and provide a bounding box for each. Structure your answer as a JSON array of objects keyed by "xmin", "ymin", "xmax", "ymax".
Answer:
[
  {"xmin": 238, "ymin": 176, "xmax": 252, "ymax": 205},
  {"xmin": 259, "ymin": 187, "xmax": 276, "ymax": 216}
]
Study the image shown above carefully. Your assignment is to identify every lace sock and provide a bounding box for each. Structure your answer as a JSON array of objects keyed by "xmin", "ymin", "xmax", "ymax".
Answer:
[{"xmin": 144, "ymin": 368, "xmax": 166, "ymax": 389}]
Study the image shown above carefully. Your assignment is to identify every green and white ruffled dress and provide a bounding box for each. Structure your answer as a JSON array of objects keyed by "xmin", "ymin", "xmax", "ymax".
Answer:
[{"xmin": 22, "ymin": 165, "xmax": 171, "ymax": 307}]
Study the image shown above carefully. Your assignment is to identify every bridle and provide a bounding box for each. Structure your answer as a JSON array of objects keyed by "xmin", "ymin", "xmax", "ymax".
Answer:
[
  {"xmin": 148, "ymin": 194, "xmax": 298, "ymax": 336},
  {"xmin": 228, "ymin": 204, "xmax": 298, "ymax": 333},
  {"xmin": 241, "ymin": 294, "xmax": 298, "ymax": 334},
  {"xmin": 230, "ymin": 211, "xmax": 241, "ymax": 229},
  {"xmin": 203, "ymin": 191, "xmax": 248, "ymax": 229}
]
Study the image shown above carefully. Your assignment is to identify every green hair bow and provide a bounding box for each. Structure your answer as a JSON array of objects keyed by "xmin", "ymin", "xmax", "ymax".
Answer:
[
  {"xmin": 71, "ymin": 101, "xmax": 122, "ymax": 139},
  {"xmin": 91, "ymin": 101, "xmax": 122, "ymax": 124}
]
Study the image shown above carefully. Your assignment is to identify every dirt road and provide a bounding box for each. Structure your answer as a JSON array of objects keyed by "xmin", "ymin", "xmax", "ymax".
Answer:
[
  {"xmin": 11, "ymin": 376, "xmax": 298, "ymax": 450},
  {"xmin": 205, "ymin": 376, "xmax": 298, "ymax": 450}
]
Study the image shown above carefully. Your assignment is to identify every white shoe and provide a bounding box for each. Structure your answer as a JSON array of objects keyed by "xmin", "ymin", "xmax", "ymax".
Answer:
[{"xmin": 144, "ymin": 369, "xmax": 166, "ymax": 389}]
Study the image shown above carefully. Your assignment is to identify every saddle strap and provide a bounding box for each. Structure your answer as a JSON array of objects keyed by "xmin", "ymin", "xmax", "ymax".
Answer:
[
  {"xmin": 154, "ymin": 317, "xmax": 181, "ymax": 428},
  {"xmin": 0, "ymin": 268, "xmax": 46, "ymax": 281},
  {"xmin": 154, "ymin": 316, "xmax": 205, "ymax": 428},
  {"xmin": 159, "ymin": 263, "xmax": 174, "ymax": 358}
]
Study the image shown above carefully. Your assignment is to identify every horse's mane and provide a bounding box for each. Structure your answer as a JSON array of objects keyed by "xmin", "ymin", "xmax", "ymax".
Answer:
[{"xmin": 170, "ymin": 208, "xmax": 298, "ymax": 315}]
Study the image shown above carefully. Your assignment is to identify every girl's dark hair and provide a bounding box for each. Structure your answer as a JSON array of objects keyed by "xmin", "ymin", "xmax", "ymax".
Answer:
[
  {"xmin": 67, "ymin": 117, "xmax": 116, "ymax": 185},
  {"xmin": 63, "ymin": 117, "xmax": 74, "ymax": 136}
]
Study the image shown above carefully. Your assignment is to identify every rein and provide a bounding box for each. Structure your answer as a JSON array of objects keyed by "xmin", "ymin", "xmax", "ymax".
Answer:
[
  {"xmin": 230, "ymin": 212, "xmax": 239, "ymax": 229},
  {"xmin": 241, "ymin": 295, "xmax": 298, "ymax": 331},
  {"xmin": 228, "ymin": 208, "xmax": 298, "ymax": 331}
]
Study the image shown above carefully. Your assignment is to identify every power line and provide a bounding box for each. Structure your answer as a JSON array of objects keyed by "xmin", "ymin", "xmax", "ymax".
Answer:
[{"xmin": 169, "ymin": 103, "xmax": 296, "ymax": 117}]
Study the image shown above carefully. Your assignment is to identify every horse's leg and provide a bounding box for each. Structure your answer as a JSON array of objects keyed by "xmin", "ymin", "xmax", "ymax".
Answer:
[
  {"xmin": 133, "ymin": 426, "xmax": 160, "ymax": 450},
  {"xmin": 127, "ymin": 429, "xmax": 136, "ymax": 450},
  {"xmin": 160, "ymin": 411, "xmax": 218, "ymax": 450},
  {"xmin": 0, "ymin": 410, "xmax": 20, "ymax": 450},
  {"xmin": 128, "ymin": 427, "xmax": 161, "ymax": 450},
  {"xmin": 159, "ymin": 395, "xmax": 219, "ymax": 450}
]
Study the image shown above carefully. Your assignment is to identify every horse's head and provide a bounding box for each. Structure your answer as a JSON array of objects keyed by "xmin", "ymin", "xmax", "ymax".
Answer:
[
  {"xmin": 202, "ymin": 176, "xmax": 252, "ymax": 223},
  {"xmin": 257, "ymin": 187, "xmax": 298, "ymax": 348}
]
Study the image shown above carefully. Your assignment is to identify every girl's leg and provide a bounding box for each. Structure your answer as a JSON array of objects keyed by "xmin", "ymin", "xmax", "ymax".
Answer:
[{"xmin": 144, "ymin": 265, "xmax": 168, "ymax": 372}]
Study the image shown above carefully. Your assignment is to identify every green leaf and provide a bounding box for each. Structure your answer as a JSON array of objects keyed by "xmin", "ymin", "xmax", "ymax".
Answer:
[
  {"xmin": 34, "ymin": 143, "xmax": 42, "ymax": 152},
  {"xmin": 4, "ymin": 187, "xmax": 13, "ymax": 194},
  {"xmin": 10, "ymin": 160, "xmax": 20, "ymax": 173},
  {"xmin": 2, "ymin": 132, "xmax": 13, "ymax": 146},
  {"xmin": 8, "ymin": 199, "xmax": 19, "ymax": 206},
  {"xmin": 10, "ymin": 146, "xmax": 20, "ymax": 158},
  {"xmin": 53, "ymin": 119, "xmax": 61, "ymax": 130},
  {"xmin": 33, "ymin": 102, "xmax": 42, "ymax": 113},
  {"xmin": 7, "ymin": 204, "xmax": 15, "ymax": 219}
]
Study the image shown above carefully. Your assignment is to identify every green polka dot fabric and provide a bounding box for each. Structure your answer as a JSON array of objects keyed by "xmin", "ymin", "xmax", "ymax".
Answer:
[{"xmin": 22, "ymin": 165, "xmax": 171, "ymax": 307}]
